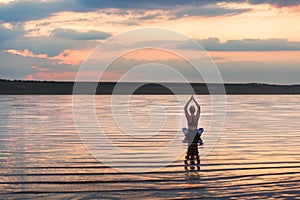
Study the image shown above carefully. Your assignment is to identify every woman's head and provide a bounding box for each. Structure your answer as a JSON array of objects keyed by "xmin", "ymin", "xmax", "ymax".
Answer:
[{"xmin": 189, "ymin": 106, "xmax": 195, "ymax": 114}]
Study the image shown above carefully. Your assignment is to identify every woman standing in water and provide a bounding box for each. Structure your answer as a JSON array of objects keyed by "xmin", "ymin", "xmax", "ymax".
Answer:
[{"xmin": 183, "ymin": 95, "xmax": 203, "ymax": 143}]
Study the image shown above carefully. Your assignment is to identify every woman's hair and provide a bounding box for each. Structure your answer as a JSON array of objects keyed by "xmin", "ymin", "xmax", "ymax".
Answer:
[{"xmin": 189, "ymin": 106, "xmax": 195, "ymax": 114}]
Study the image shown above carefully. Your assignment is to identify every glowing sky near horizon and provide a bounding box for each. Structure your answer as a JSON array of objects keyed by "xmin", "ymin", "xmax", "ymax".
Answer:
[{"xmin": 0, "ymin": 0, "xmax": 300, "ymax": 83}]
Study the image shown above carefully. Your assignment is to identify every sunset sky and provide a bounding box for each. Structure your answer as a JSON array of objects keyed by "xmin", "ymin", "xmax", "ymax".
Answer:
[{"xmin": 0, "ymin": 0, "xmax": 300, "ymax": 84}]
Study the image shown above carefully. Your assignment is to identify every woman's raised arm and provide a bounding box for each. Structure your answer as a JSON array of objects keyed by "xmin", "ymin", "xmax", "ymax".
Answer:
[
  {"xmin": 193, "ymin": 96, "xmax": 201, "ymax": 118},
  {"xmin": 184, "ymin": 96, "xmax": 193, "ymax": 117}
]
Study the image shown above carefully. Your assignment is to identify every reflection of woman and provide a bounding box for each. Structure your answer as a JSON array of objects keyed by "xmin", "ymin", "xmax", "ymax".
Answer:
[
  {"xmin": 185, "ymin": 141, "xmax": 200, "ymax": 172},
  {"xmin": 185, "ymin": 95, "xmax": 200, "ymax": 132}
]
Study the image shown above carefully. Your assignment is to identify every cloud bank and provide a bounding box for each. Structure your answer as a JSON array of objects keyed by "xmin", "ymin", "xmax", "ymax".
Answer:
[
  {"xmin": 51, "ymin": 29, "xmax": 112, "ymax": 41},
  {"xmin": 0, "ymin": 0, "xmax": 299, "ymax": 84},
  {"xmin": 0, "ymin": 0, "xmax": 299, "ymax": 23},
  {"xmin": 197, "ymin": 38, "xmax": 300, "ymax": 51}
]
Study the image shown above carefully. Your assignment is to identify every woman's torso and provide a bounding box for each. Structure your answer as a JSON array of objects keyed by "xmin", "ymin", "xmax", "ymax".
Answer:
[{"xmin": 187, "ymin": 115, "xmax": 199, "ymax": 131}]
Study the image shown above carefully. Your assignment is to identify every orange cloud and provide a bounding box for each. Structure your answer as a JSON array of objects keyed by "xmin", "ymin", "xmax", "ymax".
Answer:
[
  {"xmin": 3, "ymin": 48, "xmax": 91, "ymax": 65},
  {"xmin": 2, "ymin": 22, "xmax": 14, "ymax": 29},
  {"xmin": 3, "ymin": 49, "xmax": 48, "ymax": 58},
  {"xmin": 0, "ymin": 0, "xmax": 16, "ymax": 4}
]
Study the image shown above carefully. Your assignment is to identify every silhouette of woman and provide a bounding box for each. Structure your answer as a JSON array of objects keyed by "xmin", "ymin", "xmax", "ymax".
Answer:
[
  {"xmin": 183, "ymin": 95, "xmax": 203, "ymax": 143},
  {"xmin": 183, "ymin": 96, "xmax": 203, "ymax": 177}
]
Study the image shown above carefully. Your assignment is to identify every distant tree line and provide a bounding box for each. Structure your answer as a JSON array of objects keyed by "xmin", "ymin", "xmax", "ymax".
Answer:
[{"xmin": 0, "ymin": 79, "xmax": 54, "ymax": 83}]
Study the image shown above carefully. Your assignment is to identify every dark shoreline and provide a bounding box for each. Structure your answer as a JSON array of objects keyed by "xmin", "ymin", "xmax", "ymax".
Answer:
[{"xmin": 0, "ymin": 80, "xmax": 300, "ymax": 95}]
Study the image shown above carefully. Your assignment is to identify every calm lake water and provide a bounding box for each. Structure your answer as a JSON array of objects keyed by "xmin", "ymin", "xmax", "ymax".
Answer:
[{"xmin": 0, "ymin": 95, "xmax": 299, "ymax": 199}]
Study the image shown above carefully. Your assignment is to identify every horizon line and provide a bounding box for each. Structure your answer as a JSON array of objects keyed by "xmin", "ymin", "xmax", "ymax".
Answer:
[{"xmin": 0, "ymin": 79, "xmax": 299, "ymax": 86}]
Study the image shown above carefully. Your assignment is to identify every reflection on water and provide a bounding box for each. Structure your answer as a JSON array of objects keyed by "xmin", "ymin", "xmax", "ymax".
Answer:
[
  {"xmin": 184, "ymin": 141, "xmax": 201, "ymax": 178},
  {"xmin": 0, "ymin": 95, "xmax": 300, "ymax": 199},
  {"xmin": 183, "ymin": 128, "xmax": 203, "ymax": 178}
]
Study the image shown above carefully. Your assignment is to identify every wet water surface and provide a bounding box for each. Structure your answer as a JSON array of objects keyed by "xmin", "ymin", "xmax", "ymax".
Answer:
[{"xmin": 0, "ymin": 95, "xmax": 299, "ymax": 199}]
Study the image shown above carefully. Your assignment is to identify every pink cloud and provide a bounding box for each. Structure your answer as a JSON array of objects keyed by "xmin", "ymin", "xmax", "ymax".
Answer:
[
  {"xmin": 25, "ymin": 68, "xmax": 76, "ymax": 81},
  {"xmin": 2, "ymin": 49, "xmax": 124, "ymax": 81},
  {"xmin": 52, "ymin": 49, "xmax": 91, "ymax": 65},
  {"xmin": 23, "ymin": 65, "xmax": 74, "ymax": 80},
  {"xmin": 24, "ymin": 65, "xmax": 123, "ymax": 81},
  {"xmin": 23, "ymin": 74, "xmax": 34, "ymax": 80}
]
